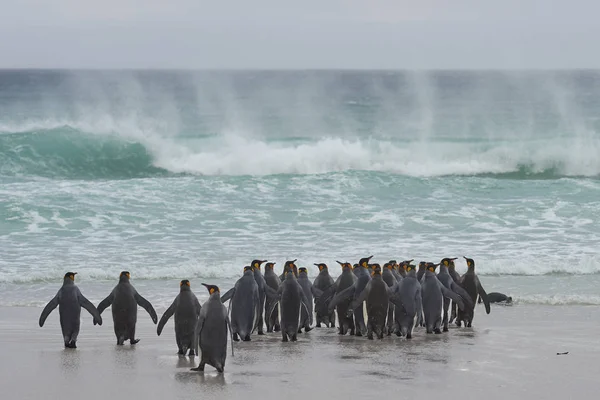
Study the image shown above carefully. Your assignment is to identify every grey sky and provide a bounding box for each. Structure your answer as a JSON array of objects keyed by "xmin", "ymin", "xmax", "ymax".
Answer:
[{"xmin": 1, "ymin": 1, "xmax": 598, "ymax": 69}]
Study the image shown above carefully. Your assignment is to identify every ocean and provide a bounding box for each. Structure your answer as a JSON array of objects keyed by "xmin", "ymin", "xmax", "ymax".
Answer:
[{"xmin": 1, "ymin": 69, "xmax": 600, "ymax": 309}]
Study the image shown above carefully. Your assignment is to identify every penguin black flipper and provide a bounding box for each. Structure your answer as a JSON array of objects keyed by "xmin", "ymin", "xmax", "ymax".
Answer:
[
  {"xmin": 78, "ymin": 292, "xmax": 102, "ymax": 325},
  {"xmin": 299, "ymin": 286, "xmax": 313, "ymax": 326},
  {"xmin": 450, "ymin": 281, "xmax": 474, "ymax": 308},
  {"xmin": 157, "ymin": 301, "xmax": 176, "ymax": 336},
  {"xmin": 134, "ymin": 292, "xmax": 158, "ymax": 324},
  {"xmin": 350, "ymin": 282, "xmax": 370, "ymax": 310},
  {"xmin": 226, "ymin": 315, "xmax": 235, "ymax": 357},
  {"xmin": 327, "ymin": 283, "xmax": 356, "ymax": 313},
  {"xmin": 415, "ymin": 286, "xmax": 424, "ymax": 327},
  {"xmin": 220, "ymin": 288, "xmax": 235, "ymax": 303},
  {"xmin": 439, "ymin": 284, "xmax": 465, "ymax": 311},
  {"xmin": 39, "ymin": 295, "xmax": 59, "ymax": 327},
  {"xmin": 311, "ymin": 285, "xmax": 324, "ymax": 299},
  {"xmin": 96, "ymin": 292, "xmax": 115, "ymax": 317},
  {"xmin": 193, "ymin": 312, "xmax": 205, "ymax": 356},
  {"xmin": 476, "ymin": 277, "xmax": 491, "ymax": 314},
  {"xmin": 194, "ymin": 297, "xmax": 202, "ymax": 317},
  {"xmin": 263, "ymin": 284, "xmax": 279, "ymax": 300}
]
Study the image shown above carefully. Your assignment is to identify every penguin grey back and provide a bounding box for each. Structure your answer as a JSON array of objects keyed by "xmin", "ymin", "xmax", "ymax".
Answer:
[
  {"xmin": 278, "ymin": 271, "xmax": 308, "ymax": 341},
  {"xmin": 297, "ymin": 268, "xmax": 314, "ymax": 331},
  {"xmin": 229, "ymin": 267, "xmax": 260, "ymax": 341}
]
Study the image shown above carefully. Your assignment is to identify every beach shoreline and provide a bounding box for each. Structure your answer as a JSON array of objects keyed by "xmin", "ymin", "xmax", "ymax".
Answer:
[{"xmin": 1, "ymin": 304, "xmax": 597, "ymax": 400}]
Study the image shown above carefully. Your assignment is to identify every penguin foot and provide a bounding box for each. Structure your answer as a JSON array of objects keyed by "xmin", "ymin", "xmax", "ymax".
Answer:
[
  {"xmin": 455, "ymin": 321, "xmax": 462, "ymax": 327},
  {"xmin": 406, "ymin": 332, "xmax": 412, "ymax": 339},
  {"xmin": 298, "ymin": 328, "xmax": 302, "ymax": 334},
  {"xmin": 191, "ymin": 363, "xmax": 205, "ymax": 372},
  {"xmin": 282, "ymin": 334, "xmax": 289, "ymax": 342},
  {"xmin": 443, "ymin": 327, "xmax": 449, "ymax": 332},
  {"xmin": 355, "ymin": 331, "xmax": 362, "ymax": 337},
  {"xmin": 274, "ymin": 325, "xmax": 281, "ymax": 332},
  {"xmin": 304, "ymin": 326, "xmax": 312, "ymax": 333},
  {"xmin": 291, "ymin": 335, "xmax": 297, "ymax": 342},
  {"xmin": 367, "ymin": 334, "xmax": 373, "ymax": 340},
  {"xmin": 258, "ymin": 330, "xmax": 265, "ymax": 336},
  {"xmin": 233, "ymin": 333, "xmax": 240, "ymax": 342},
  {"xmin": 177, "ymin": 349, "xmax": 184, "ymax": 355},
  {"xmin": 316, "ymin": 323, "xmax": 322, "ymax": 328},
  {"xmin": 434, "ymin": 329, "xmax": 442, "ymax": 334},
  {"xmin": 216, "ymin": 367, "xmax": 224, "ymax": 373},
  {"xmin": 188, "ymin": 349, "xmax": 195, "ymax": 357},
  {"xmin": 243, "ymin": 335, "xmax": 251, "ymax": 342},
  {"xmin": 130, "ymin": 339, "xmax": 140, "ymax": 345}
]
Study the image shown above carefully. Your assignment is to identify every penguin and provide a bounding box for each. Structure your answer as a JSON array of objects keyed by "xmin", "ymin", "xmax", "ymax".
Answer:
[
  {"xmin": 312, "ymin": 263, "xmax": 335, "ymax": 328},
  {"xmin": 251, "ymin": 259, "xmax": 268, "ymax": 335},
  {"xmin": 351, "ymin": 256, "xmax": 373, "ymax": 336},
  {"xmin": 448, "ymin": 258, "xmax": 464, "ymax": 324},
  {"xmin": 297, "ymin": 267, "xmax": 321, "ymax": 333},
  {"xmin": 456, "ymin": 257, "xmax": 491, "ymax": 327},
  {"xmin": 388, "ymin": 260, "xmax": 402, "ymax": 281},
  {"xmin": 397, "ymin": 259, "xmax": 412, "ymax": 279},
  {"xmin": 323, "ymin": 261, "xmax": 357, "ymax": 335},
  {"xmin": 191, "ymin": 284, "xmax": 234, "ymax": 373},
  {"xmin": 350, "ymin": 264, "xmax": 393, "ymax": 340},
  {"xmin": 417, "ymin": 261, "xmax": 427, "ymax": 282},
  {"xmin": 420, "ymin": 263, "xmax": 465, "ymax": 334},
  {"xmin": 481, "ymin": 292, "xmax": 512, "ymax": 304},
  {"xmin": 382, "ymin": 262, "xmax": 397, "ymax": 335},
  {"xmin": 263, "ymin": 262, "xmax": 281, "ymax": 332},
  {"xmin": 388, "ymin": 263, "xmax": 422, "ymax": 339},
  {"xmin": 220, "ymin": 266, "xmax": 260, "ymax": 341},
  {"xmin": 96, "ymin": 271, "xmax": 157, "ymax": 345},
  {"xmin": 279, "ymin": 259, "xmax": 298, "ymax": 281},
  {"xmin": 39, "ymin": 272, "xmax": 102, "ymax": 348},
  {"xmin": 437, "ymin": 258, "xmax": 474, "ymax": 332},
  {"xmin": 266, "ymin": 268, "xmax": 310, "ymax": 342},
  {"xmin": 156, "ymin": 279, "xmax": 202, "ymax": 356}
]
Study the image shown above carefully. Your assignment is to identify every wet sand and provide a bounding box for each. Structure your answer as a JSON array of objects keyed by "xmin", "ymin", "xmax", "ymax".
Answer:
[{"xmin": 1, "ymin": 305, "xmax": 597, "ymax": 400}]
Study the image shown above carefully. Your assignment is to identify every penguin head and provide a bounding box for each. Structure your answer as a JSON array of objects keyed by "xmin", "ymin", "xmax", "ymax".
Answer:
[
  {"xmin": 180, "ymin": 280, "xmax": 191, "ymax": 290},
  {"xmin": 353, "ymin": 263, "xmax": 359, "ymax": 270},
  {"xmin": 336, "ymin": 261, "xmax": 352, "ymax": 271},
  {"xmin": 463, "ymin": 256, "xmax": 475, "ymax": 270},
  {"xmin": 388, "ymin": 260, "xmax": 397, "ymax": 268},
  {"xmin": 405, "ymin": 263, "xmax": 417, "ymax": 272},
  {"xmin": 426, "ymin": 263, "xmax": 439, "ymax": 272},
  {"xmin": 399, "ymin": 259, "xmax": 414, "ymax": 271},
  {"xmin": 358, "ymin": 256, "xmax": 373, "ymax": 268},
  {"xmin": 284, "ymin": 260, "xmax": 298, "ymax": 276},
  {"xmin": 251, "ymin": 260, "xmax": 266, "ymax": 271},
  {"xmin": 243, "ymin": 266, "xmax": 253, "ymax": 274},
  {"xmin": 418, "ymin": 262, "xmax": 427, "ymax": 270},
  {"xmin": 298, "ymin": 267, "xmax": 308, "ymax": 275},
  {"xmin": 383, "ymin": 263, "xmax": 391, "ymax": 270},
  {"xmin": 370, "ymin": 264, "xmax": 382, "ymax": 276},
  {"xmin": 265, "ymin": 262, "xmax": 276, "ymax": 270},
  {"xmin": 64, "ymin": 272, "xmax": 77, "ymax": 281},
  {"xmin": 314, "ymin": 263, "xmax": 328, "ymax": 271},
  {"xmin": 119, "ymin": 271, "xmax": 131, "ymax": 281},
  {"xmin": 201, "ymin": 283, "xmax": 220, "ymax": 295},
  {"xmin": 448, "ymin": 259, "xmax": 456, "ymax": 269},
  {"xmin": 441, "ymin": 257, "xmax": 457, "ymax": 267}
]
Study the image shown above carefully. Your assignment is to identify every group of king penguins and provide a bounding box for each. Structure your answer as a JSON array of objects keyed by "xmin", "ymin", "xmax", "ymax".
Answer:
[{"xmin": 39, "ymin": 255, "xmax": 492, "ymax": 374}]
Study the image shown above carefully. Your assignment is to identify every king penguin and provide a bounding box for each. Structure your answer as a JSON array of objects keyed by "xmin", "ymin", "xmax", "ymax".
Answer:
[
  {"xmin": 456, "ymin": 256, "xmax": 491, "ymax": 327},
  {"xmin": 312, "ymin": 263, "xmax": 336, "ymax": 328},
  {"xmin": 96, "ymin": 271, "xmax": 158, "ymax": 345},
  {"xmin": 156, "ymin": 279, "xmax": 202, "ymax": 356},
  {"xmin": 39, "ymin": 272, "xmax": 102, "ymax": 348},
  {"xmin": 220, "ymin": 266, "xmax": 260, "ymax": 341},
  {"xmin": 263, "ymin": 262, "xmax": 281, "ymax": 332},
  {"xmin": 191, "ymin": 283, "xmax": 234, "ymax": 373}
]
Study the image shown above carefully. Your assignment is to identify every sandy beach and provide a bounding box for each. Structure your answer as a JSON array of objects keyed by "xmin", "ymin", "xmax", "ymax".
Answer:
[{"xmin": 1, "ymin": 304, "xmax": 597, "ymax": 400}]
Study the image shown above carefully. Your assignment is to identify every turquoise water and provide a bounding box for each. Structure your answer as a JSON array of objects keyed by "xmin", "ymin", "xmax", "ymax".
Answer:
[{"xmin": 1, "ymin": 70, "xmax": 600, "ymax": 306}]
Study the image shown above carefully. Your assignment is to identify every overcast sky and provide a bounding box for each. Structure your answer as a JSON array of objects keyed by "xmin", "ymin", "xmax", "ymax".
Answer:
[{"xmin": 1, "ymin": 0, "xmax": 598, "ymax": 69}]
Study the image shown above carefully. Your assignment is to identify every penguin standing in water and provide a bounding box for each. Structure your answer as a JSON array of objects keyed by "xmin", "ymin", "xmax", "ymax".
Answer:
[
  {"xmin": 96, "ymin": 271, "xmax": 158, "ymax": 345},
  {"xmin": 351, "ymin": 256, "xmax": 373, "ymax": 336},
  {"xmin": 263, "ymin": 262, "xmax": 281, "ymax": 332},
  {"xmin": 350, "ymin": 264, "xmax": 393, "ymax": 340},
  {"xmin": 389, "ymin": 263, "xmax": 421, "ymax": 339},
  {"xmin": 191, "ymin": 284, "xmax": 234, "ymax": 374},
  {"xmin": 298, "ymin": 267, "xmax": 320, "ymax": 333},
  {"xmin": 437, "ymin": 258, "xmax": 474, "ymax": 332},
  {"xmin": 421, "ymin": 263, "xmax": 465, "ymax": 334},
  {"xmin": 448, "ymin": 258, "xmax": 464, "ymax": 324},
  {"xmin": 251, "ymin": 259, "xmax": 268, "ymax": 335},
  {"xmin": 456, "ymin": 257, "xmax": 491, "ymax": 327},
  {"xmin": 323, "ymin": 261, "xmax": 357, "ymax": 335},
  {"xmin": 382, "ymin": 262, "xmax": 398, "ymax": 335},
  {"xmin": 220, "ymin": 266, "xmax": 259, "ymax": 341},
  {"xmin": 156, "ymin": 280, "xmax": 202, "ymax": 356},
  {"xmin": 39, "ymin": 272, "xmax": 102, "ymax": 348},
  {"xmin": 312, "ymin": 263, "xmax": 335, "ymax": 328},
  {"xmin": 266, "ymin": 268, "xmax": 310, "ymax": 342}
]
